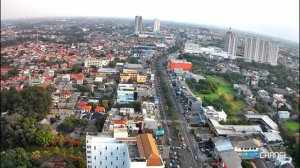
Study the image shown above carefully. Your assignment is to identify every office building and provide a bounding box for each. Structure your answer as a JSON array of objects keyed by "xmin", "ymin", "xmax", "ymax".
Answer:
[
  {"xmin": 86, "ymin": 133, "xmax": 164, "ymax": 168},
  {"xmin": 117, "ymin": 84, "xmax": 138, "ymax": 104},
  {"xmin": 244, "ymin": 37, "xmax": 279, "ymax": 66},
  {"xmin": 86, "ymin": 134, "xmax": 131, "ymax": 168},
  {"xmin": 135, "ymin": 16, "xmax": 142, "ymax": 34},
  {"xmin": 153, "ymin": 19, "xmax": 160, "ymax": 32},
  {"xmin": 169, "ymin": 59, "xmax": 192, "ymax": 71},
  {"xmin": 224, "ymin": 28, "xmax": 237, "ymax": 58}
]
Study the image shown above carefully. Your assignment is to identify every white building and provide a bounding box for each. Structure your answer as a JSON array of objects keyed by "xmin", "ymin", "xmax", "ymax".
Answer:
[
  {"xmin": 278, "ymin": 111, "xmax": 290, "ymax": 119},
  {"xmin": 153, "ymin": 19, "xmax": 160, "ymax": 32},
  {"xmin": 272, "ymin": 94, "xmax": 287, "ymax": 109},
  {"xmin": 86, "ymin": 134, "xmax": 131, "ymax": 168},
  {"xmin": 184, "ymin": 42, "xmax": 201, "ymax": 54},
  {"xmin": 203, "ymin": 106, "xmax": 227, "ymax": 122},
  {"xmin": 244, "ymin": 37, "xmax": 279, "ymax": 66},
  {"xmin": 86, "ymin": 134, "xmax": 164, "ymax": 168},
  {"xmin": 224, "ymin": 28, "xmax": 237, "ymax": 59},
  {"xmin": 84, "ymin": 58, "xmax": 110, "ymax": 67},
  {"xmin": 117, "ymin": 84, "xmax": 138, "ymax": 104}
]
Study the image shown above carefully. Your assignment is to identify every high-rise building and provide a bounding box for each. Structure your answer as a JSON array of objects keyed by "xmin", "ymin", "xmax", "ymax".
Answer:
[
  {"xmin": 134, "ymin": 16, "xmax": 142, "ymax": 34},
  {"xmin": 224, "ymin": 28, "xmax": 237, "ymax": 58},
  {"xmin": 153, "ymin": 19, "xmax": 160, "ymax": 32},
  {"xmin": 244, "ymin": 37, "xmax": 279, "ymax": 66}
]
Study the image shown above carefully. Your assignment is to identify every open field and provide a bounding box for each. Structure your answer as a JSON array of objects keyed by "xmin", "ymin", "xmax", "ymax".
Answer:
[
  {"xmin": 284, "ymin": 120, "xmax": 300, "ymax": 132},
  {"xmin": 195, "ymin": 75, "xmax": 244, "ymax": 115}
]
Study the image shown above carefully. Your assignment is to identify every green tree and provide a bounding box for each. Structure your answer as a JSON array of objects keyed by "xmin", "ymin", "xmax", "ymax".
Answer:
[
  {"xmin": 0, "ymin": 148, "xmax": 32, "ymax": 168},
  {"xmin": 35, "ymin": 126, "xmax": 54, "ymax": 146},
  {"xmin": 108, "ymin": 61, "xmax": 116, "ymax": 68},
  {"xmin": 241, "ymin": 160, "xmax": 253, "ymax": 168}
]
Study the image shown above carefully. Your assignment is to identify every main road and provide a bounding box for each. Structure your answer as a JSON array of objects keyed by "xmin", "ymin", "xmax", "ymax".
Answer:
[{"xmin": 152, "ymin": 54, "xmax": 199, "ymax": 168}]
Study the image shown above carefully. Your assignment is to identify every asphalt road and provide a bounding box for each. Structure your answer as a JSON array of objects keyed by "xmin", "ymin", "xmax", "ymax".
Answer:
[{"xmin": 153, "ymin": 55, "xmax": 199, "ymax": 168}]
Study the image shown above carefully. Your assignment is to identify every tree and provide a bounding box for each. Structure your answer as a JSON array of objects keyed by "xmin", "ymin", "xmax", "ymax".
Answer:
[
  {"xmin": 35, "ymin": 126, "xmax": 54, "ymax": 146},
  {"xmin": 108, "ymin": 61, "xmax": 116, "ymax": 68},
  {"xmin": 95, "ymin": 115, "xmax": 107, "ymax": 132},
  {"xmin": 241, "ymin": 160, "xmax": 253, "ymax": 168},
  {"xmin": 1, "ymin": 148, "xmax": 32, "ymax": 168}
]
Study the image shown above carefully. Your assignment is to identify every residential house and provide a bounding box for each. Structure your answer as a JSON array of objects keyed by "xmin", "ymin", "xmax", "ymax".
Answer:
[
  {"xmin": 95, "ymin": 106, "xmax": 105, "ymax": 113},
  {"xmin": 278, "ymin": 111, "xmax": 290, "ymax": 120},
  {"xmin": 60, "ymin": 90, "xmax": 72, "ymax": 99}
]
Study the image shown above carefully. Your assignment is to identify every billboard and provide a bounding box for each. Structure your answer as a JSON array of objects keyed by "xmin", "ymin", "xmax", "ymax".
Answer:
[{"xmin": 156, "ymin": 130, "xmax": 165, "ymax": 136}]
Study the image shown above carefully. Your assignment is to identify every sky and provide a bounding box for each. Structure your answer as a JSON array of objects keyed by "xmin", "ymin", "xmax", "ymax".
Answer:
[{"xmin": 1, "ymin": 0, "xmax": 299, "ymax": 43}]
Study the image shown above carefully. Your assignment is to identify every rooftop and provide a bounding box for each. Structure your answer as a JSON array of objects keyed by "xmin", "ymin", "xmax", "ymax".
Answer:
[
  {"xmin": 245, "ymin": 114, "xmax": 279, "ymax": 131},
  {"xmin": 219, "ymin": 150, "xmax": 242, "ymax": 168},
  {"xmin": 136, "ymin": 134, "xmax": 163, "ymax": 166}
]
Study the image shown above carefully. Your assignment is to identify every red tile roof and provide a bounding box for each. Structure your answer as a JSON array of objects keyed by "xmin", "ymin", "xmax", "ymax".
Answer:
[
  {"xmin": 114, "ymin": 120, "xmax": 126, "ymax": 125},
  {"xmin": 82, "ymin": 106, "xmax": 92, "ymax": 111},
  {"xmin": 95, "ymin": 106, "xmax": 105, "ymax": 112}
]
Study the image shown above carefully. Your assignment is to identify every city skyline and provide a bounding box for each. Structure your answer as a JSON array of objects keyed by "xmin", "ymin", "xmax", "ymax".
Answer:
[{"xmin": 1, "ymin": 0, "xmax": 299, "ymax": 43}]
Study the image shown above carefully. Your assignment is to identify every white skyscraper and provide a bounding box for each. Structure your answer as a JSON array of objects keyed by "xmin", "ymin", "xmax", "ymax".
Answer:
[
  {"xmin": 134, "ymin": 16, "xmax": 142, "ymax": 34},
  {"xmin": 224, "ymin": 28, "xmax": 237, "ymax": 59},
  {"xmin": 224, "ymin": 28, "xmax": 237, "ymax": 58},
  {"xmin": 153, "ymin": 19, "xmax": 160, "ymax": 32},
  {"xmin": 244, "ymin": 37, "xmax": 279, "ymax": 66}
]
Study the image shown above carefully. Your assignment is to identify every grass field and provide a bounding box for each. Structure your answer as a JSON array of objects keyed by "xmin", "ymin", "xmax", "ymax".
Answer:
[
  {"xmin": 284, "ymin": 120, "xmax": 300, "ymax": 132},
  {"xmin": 195, "ymin": 75, "xmax": 244, "ymax": 115}
]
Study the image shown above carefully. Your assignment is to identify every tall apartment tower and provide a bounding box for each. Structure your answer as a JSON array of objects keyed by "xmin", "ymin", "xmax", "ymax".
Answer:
[
  {"xmin": 134, "ymin": 16, "xmax": 142, "ymax": 34},
  {"xmin": 224, "ymin": 28, "xmax": 237, "ymax": 58},
  {"xmin": 153, "ymin": 19, "xmax": 160, "ymax": 32},
  {"xmin": 244, "ymin": 37, "xmax": 279, "ymax": 66}
]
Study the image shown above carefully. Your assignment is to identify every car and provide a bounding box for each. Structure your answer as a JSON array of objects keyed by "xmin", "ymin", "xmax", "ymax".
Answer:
[
  {"xmin": 187, "ymin": 147, "xmax": 192, "ymax": 152},
  {"xmin": 194, "ymin": 155, "xmax": 199, "ymax": 161},
  {"xmin": 176, "ymin": 146, "xmax": 181, "ymax": 150},
  {"xmin": 182, "ymin": 143, "xmax": 186, "ymax": 148},
  {"xmin": 201, "ymin": 148, "xmax": 205, "ymax": 152}
]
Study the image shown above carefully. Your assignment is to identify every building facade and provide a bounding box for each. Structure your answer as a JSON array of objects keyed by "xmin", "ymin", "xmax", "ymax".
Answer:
[
  {"xmin": 224, "ymin": 28, "xmax": 237, "ymax": 58},
  {"xmin": 117, "ymin": 84, "xmax": 138, "ymax": 104},
  {"xmin": 153, "ymin": 19, "xmax": 160, "ymax": 32},
  {"xmin": 169, "ymin": 60, "xmax": 192, "ymax": 71},
  {"xmin": 86, "ymin": 135, "xmax": 131, "ymax": 168},
  {"xmin": 84, "ymin": 59, "xmax": 110, "ymax": 67},
  {"xmin": 135, "ymin": 16, "xmax": 143, "ymax": 34},
  {"xmin": 244, "ymin": 37, "xmax": 279, "ymax": 66}
]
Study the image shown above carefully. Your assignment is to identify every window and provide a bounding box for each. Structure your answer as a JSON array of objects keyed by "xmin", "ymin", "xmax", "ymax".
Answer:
[
  {"xmin": 87, "ymin": 156, "xmax": 91, "ymax": 158},
  {"xmin": 87, "ymin": 151, "xmax": 91, "ymax": 153},
  {"xmin": 94, "ymin": 156, "xmax": 96, "ymax": 160},
  {"xmin": 116, "ymin": 157, "xmax": 118, "ymax": 160},
  {"xmin": 105, "ymin": 146, "xmax": 107, "ymax": 150},
  {"xmin": 105, "ymin": 157, "xmax": 107, "ymax": 160},
  {"xmin": 88, "ymin": 166, "xmax": 92, "ymax": 168},
  {"xmin": 87, "ymin": 140, "xmax": 89, "ymax": 143},
  {"xmin": 94, "ymin": 146, "xmax": 96, "ymax": 150},
  {"xmin": 111, "ymin": 152, "xmax": 113, "ymax": 155},
  {"xmin": 123, "ymin": 161, "xmax": 125, "ymax": 165},
  {"xmin": 87, "ymin": 145, "xmax": 91, "ymax": 148},
  {"xmin": 100, "ymin": 161, "xmax": 102, "ymax": 165},
  {"xmin": 88, "ymin": 161, "xmax": 92, "ymax": 163},
  {"xmin": 100, "ymin": 152, "xmax": 102, "ymax": 155},
  {"xmin": 117, "ymin": 147, "xmax": 119, "ymax": 150},
  {"xmin": 123, "ymin": 152, "xmax": 125, "ymax": 155},
  {"xmin": 111, "ymin": 161, "xmax": 113, "ymax": 165}
]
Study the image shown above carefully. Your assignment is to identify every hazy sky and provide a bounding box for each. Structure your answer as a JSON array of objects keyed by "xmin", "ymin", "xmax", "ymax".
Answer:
[{"xmin": 1, "ymin": 0, "xmax": 299, "ymax": 43}]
